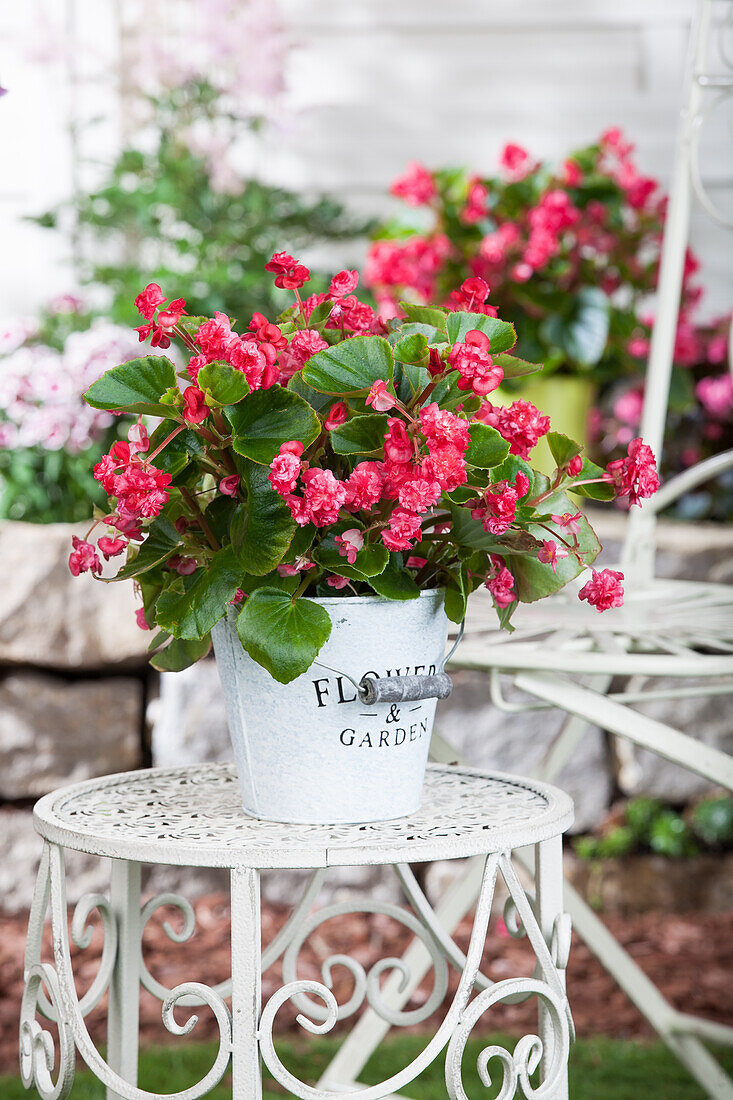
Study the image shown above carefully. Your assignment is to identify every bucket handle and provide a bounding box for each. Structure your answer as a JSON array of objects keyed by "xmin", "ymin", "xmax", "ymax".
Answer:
[{"xmin": 314, "ymin": 620, "xmax": 464, "ymax": 705}]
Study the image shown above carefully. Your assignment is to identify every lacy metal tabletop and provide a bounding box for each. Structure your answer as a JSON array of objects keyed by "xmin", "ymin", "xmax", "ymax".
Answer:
[{"xmin": 21, "ymin": 763, "xmax": 575, "ymax": 1100}]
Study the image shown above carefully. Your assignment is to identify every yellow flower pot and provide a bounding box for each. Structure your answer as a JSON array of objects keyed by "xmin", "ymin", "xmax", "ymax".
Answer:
[{"xmin": 494, "ymin": 374, "xmax": 596, "ymax": 478}]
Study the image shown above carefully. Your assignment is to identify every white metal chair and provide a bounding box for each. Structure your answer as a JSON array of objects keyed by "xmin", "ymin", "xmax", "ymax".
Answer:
[{"xmin": 321, "ymin": 3, "xmax": 733, "ymax": 1095}]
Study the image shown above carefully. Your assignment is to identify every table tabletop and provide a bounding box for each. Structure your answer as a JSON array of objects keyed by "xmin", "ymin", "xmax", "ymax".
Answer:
[{"xmin": 33, "ymin": 762, "xmax": 573, "ymax": 869}]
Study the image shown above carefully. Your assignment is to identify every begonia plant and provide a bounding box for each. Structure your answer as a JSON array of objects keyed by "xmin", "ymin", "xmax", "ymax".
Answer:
[
  {"xmin": 69, "ymin": 256, "xmax": 659, "ymax": 682},
  {"xmin": 367, "ymin": 130, "xmax": 701, "ymax": 386}
]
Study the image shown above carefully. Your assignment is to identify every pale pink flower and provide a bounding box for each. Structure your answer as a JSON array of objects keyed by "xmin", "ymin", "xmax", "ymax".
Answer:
[
  {"xmin": 335, "ymin": 528, "xmax": 364, "ymax": 565},
  {"xmin": 366, "ymin": 380, "xmax": 397, "ymax": 413}
]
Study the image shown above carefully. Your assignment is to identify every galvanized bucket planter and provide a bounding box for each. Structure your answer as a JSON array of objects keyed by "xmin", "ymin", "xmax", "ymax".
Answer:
[{"xmin": 211, "ymin": 589, "xmax": 449, "ymax": 824}]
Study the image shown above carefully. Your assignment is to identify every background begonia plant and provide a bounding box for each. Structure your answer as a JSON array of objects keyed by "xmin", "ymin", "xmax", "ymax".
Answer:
[
  {"xmin": 367, "ymin": 130, "xmax": 731, "ymax": 519},
  {"xmin": 367, "ymin": 130, "xmax": 698, "ymax": 385},
  {"xmin": 70, "ymin": 256, "xmax": 659, "ymax": 683}
]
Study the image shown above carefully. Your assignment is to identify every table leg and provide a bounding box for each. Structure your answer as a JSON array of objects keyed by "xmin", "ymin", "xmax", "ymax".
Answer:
[
  {"xmin": 231, "ymin": 866, "xmax": 262, "ymax": 1100},
  {"xmin": 535, "ymin": 836, "xmax": 568, "ymax": 1100},
  {"xmin": 107, "ymin": 859, "xmax": 141, "ymax": 1100}
]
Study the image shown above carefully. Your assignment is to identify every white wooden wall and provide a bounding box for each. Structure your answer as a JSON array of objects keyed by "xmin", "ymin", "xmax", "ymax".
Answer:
[{"xmin": 1, "ymin": 0, "xmax": 731, "ymax": 319}]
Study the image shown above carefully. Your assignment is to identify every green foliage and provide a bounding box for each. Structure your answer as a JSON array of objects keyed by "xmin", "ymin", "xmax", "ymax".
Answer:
[
  {"xmin": 84, "ymin": 356, "xmax": 178, "ymax": 417},
  {"xmin": 227, "ymin": 386, "xmax": 321, "ymax": 464},
  {"xmin": 691, "ymin": 796, "xmax": 733, "ymax": 847},
  {"xmin": 302, "ymin": 336, "xmax": 395, "ymax": 395},
  {"xmin": 0, "ymin": 441, "xmax": 113, "ymax": 524},
  {"xmin": 4, "ymin": 1032, "xmax": 732, "ymax": 1100},
  {"xmin": 36, "ymin": 84, "xmax": 369, "ymax": 326},
  {"xmin": 236, "ymin": 587, "xmax": 332, "ymax": 683},
  {"xmin": 574, "ymin": 793, "xmax": 733, "ymax": 862}
]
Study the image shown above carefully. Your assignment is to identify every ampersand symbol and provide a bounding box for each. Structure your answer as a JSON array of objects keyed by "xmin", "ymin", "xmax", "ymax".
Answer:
[{"xmin": 386, "ymin": 703, "xmax": 401, "ymax": 724}]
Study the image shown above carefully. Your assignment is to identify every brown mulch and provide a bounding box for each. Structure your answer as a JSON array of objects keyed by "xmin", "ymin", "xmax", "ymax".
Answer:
[{"xmin": 2, "ymin": 895, "xmax": 733, "ymax": 1074}]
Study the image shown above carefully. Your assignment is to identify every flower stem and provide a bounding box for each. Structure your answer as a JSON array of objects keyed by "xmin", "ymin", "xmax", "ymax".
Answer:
[
  {"xmin": 147, "ymin": 424, "xmax": 186, "ymax": 464},
  {"xmin": 180, "ymin": 487, "xmax": 220, "ymax": 552}
]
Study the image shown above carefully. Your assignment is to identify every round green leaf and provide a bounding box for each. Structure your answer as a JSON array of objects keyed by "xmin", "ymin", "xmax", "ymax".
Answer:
[
  {"xmin": 302, "ymin": 335, "xmax": 394, "ymax": 395},
  {"xmin": 445, "ymin": 312, "xmax": 517, "ymax": 352},
  {"xmin": 227, "ymin": 385, "xmax": 321, "ymax": 464},
  {"xmin": 237, "ymin": 588, "xmax": 332, "ymax": 684},
  {"xmin": 84, "ymin": 356, "xmax": 178, "ymax": 416},
  {"xmin": 198, "ymin": 361, "xmax": 250, "ymax": 406},
  {"xmin": 155, "ymin": 547, "xmax": 242, "ymax": 639},
  {"xmin": 466, "ymin": 423, "xmax": 511, "ymax": 469},
  {"xmin": 330, "ymin": 414, "xmax": 387, "ymax": 455},
  {"xmin": 237, "ymin": 460, "xmax": 296, "ymax": 575}
]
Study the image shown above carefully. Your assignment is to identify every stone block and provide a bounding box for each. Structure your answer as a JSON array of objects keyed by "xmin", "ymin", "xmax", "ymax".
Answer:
[
  {"xmin": 0, "ymin": 519, "xmax": 150, "ymax": 669},
  {"xmin": 435, "ymin": 670, "xmax": 613, "ymax": 833},
  {"xmin": 0, "ymin": 672, "xmax": 143, "ymax": 799}
]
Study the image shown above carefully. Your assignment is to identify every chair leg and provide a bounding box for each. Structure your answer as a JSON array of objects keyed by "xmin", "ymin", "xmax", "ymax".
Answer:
[{"xmin": 514, "ymin": 670, "xmax": 733, "ymax": 793}]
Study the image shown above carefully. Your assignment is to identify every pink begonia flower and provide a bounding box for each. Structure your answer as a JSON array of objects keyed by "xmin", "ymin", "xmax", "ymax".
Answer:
[
  {"xmin": 335, "ymin": 528, "xmax": 364, "ymax": 565},
  {"xmin": 604, "ymin": 438, "xmax": 659, "ymax": 506},
  {"xmin": 264, "ymin": 251, "xmax": 310, "ymax": 290},
  {"xmin": 423, "ymin": 443, "xmax": 467, "ymax": 492},
  {"xmin": 229, "ymin": 589, "xmax": 245, "ymax": 606},
  {"xmin": 390, "ymin": 162, "xmax": 437, "ymax": 206},
  {"xmin": 566, "ymin": 455, "xmax": 583, "ymax": 477},
  {"xmin": 68, "ymin": 536, "xmax": 102, "ymax": 577},
  {"xmin": 398, "ymin": 474, "xmax": 442, "ymax": 514},
  {"xmin": 551, "ymin": 512, "xmax": 582, "ymax": 536},
  {"xmin": 97, "ymin": 536, "xmax": 127, "ymax": 560},
  {"xmin": 366, "ymin": 380, "xmax": 397, "ymax": 413},
  {"xmin": 537, "ymin": 540, "xmax": 569, "ymax": 572},
  {"xmin": 381, "ymin": 508, "xmax": 423, "ymax": 551},
  {"xmin": 579, "ymin": 568, "xmax": 625, "ymax": 612},
  {"xmin": 229, "ymin": 337, "xmax": 267, "ymax": 389},
  {"xmin": 269, "ymin": 440, "xmax": 304, "ymax": 494},
  {"xmin": 219, "ymin": 474, "xmax": 240, "ymax": 496},
  {"xmin": 485, "ymin": 557, "xmax": 516, "ymax": 608},
  {"xmin": 447, "ymin": 330, "xmax": 503, "ymax": 397},
  {"xmin": 344, "ymin": 461, "xmax": 384, "ymax": 512},
  {"xmin": 181, "ymin": 386, "xmax": 209, "ymax": 424},
  {"xmin": 474, "ymin": 479, "xmax": 520, "ymax": 535},
  {"xmin": 499, "ymin": 142, "xmax": 533, "ymax": 181},
  {"xmin": 278, "ymin": 329, "xmax": 328, "ymax": 379},
  {"xmin": 562, "ymin": 158, "xmax": 582, "ymax": 187},
  {"xmin": 324, "ymin": 401, "xmax": 348, "ymax": 431},
  {"xmin": 128, "ymin": 417, "xmax": 150, "ymax": 454},
  {"xmin": 328, "ymin": 269, "xmax": 359, "ymax": 300},
  {"xmin": 448, "ymin": 276, "xmax": 494, "ymax": 315},
  {"xmin": 326, "ymin": 574, "xmax": 350, "ymax": 589},
  {"xmin": 383, "ymin": 417, "xmax": 414, "ymax": 464},
  {"xmin": 628, "ymin": 336, "xmax": 650, "ymax": 359},
  {"xmin": 477, "ymin": 400, "xmax": 551, "ymax": 460},
  {"xmin": 419, "ymin": 402, "xmax": 471, "ymax": 451},
  {"xmin": 168, "ymin": 555, "xmax": 197, "ymax": 575},
  {"xmin": 461, "ymin": 179, "xmax": 489, "ymax": 225},
  {"xmin": 613, "ymin": 388, "xmax": 644, "ymax": 427},
  {"xmin": 696, "ymin": 374, "xmax": 733, "ymax": 418},
  {"xmin": 135, "ymin": 606, "xmax": 151, "ymax": 630},
  {"xmin": 297, "ymin": 468, "xmax": 348, "ymax": 527},
  {"xmin": 707, "ymin": 334, "xmax": 729, "ymax": 364},
  {"xmin": 276, "ymin": 556, "xmax": 316, "ymax": 577},
  {"xmin": 135, "ymin": 283, "xmax": 167, "ymax": 320}
]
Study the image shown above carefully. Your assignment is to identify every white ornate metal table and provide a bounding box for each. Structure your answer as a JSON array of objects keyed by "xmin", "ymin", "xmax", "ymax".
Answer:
[{"xmin": 20, "ymin": 762, "xmax": 574, "ymax": 1100}]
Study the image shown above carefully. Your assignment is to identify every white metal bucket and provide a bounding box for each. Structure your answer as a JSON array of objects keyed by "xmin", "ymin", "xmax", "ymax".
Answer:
[{"xmin": 211, "ymin": 589, "xmax": 449, "ymax": 824}]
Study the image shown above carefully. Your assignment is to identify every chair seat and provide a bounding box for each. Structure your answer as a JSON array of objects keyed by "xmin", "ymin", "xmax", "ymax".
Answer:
[{"xmin": 453, "ymin": 576, "xmax": 733, "ymax": 679}]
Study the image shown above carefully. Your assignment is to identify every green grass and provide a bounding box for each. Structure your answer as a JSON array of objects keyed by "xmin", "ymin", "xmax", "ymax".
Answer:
[{"xmin": 6, "ymin": 1034, "xmax": 733, "ymax": 1098}]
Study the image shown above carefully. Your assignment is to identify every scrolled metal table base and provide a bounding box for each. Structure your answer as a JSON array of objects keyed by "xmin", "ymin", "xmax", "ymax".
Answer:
[{"xmin": 21, "ymin": 763, "xmax": 573, "ymax": 1099}]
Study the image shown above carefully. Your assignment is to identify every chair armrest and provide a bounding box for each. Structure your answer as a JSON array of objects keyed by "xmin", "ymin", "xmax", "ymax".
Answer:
[{"xmin": 645, "ymin": 449, "xmax": 733, "ymax": 514}]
